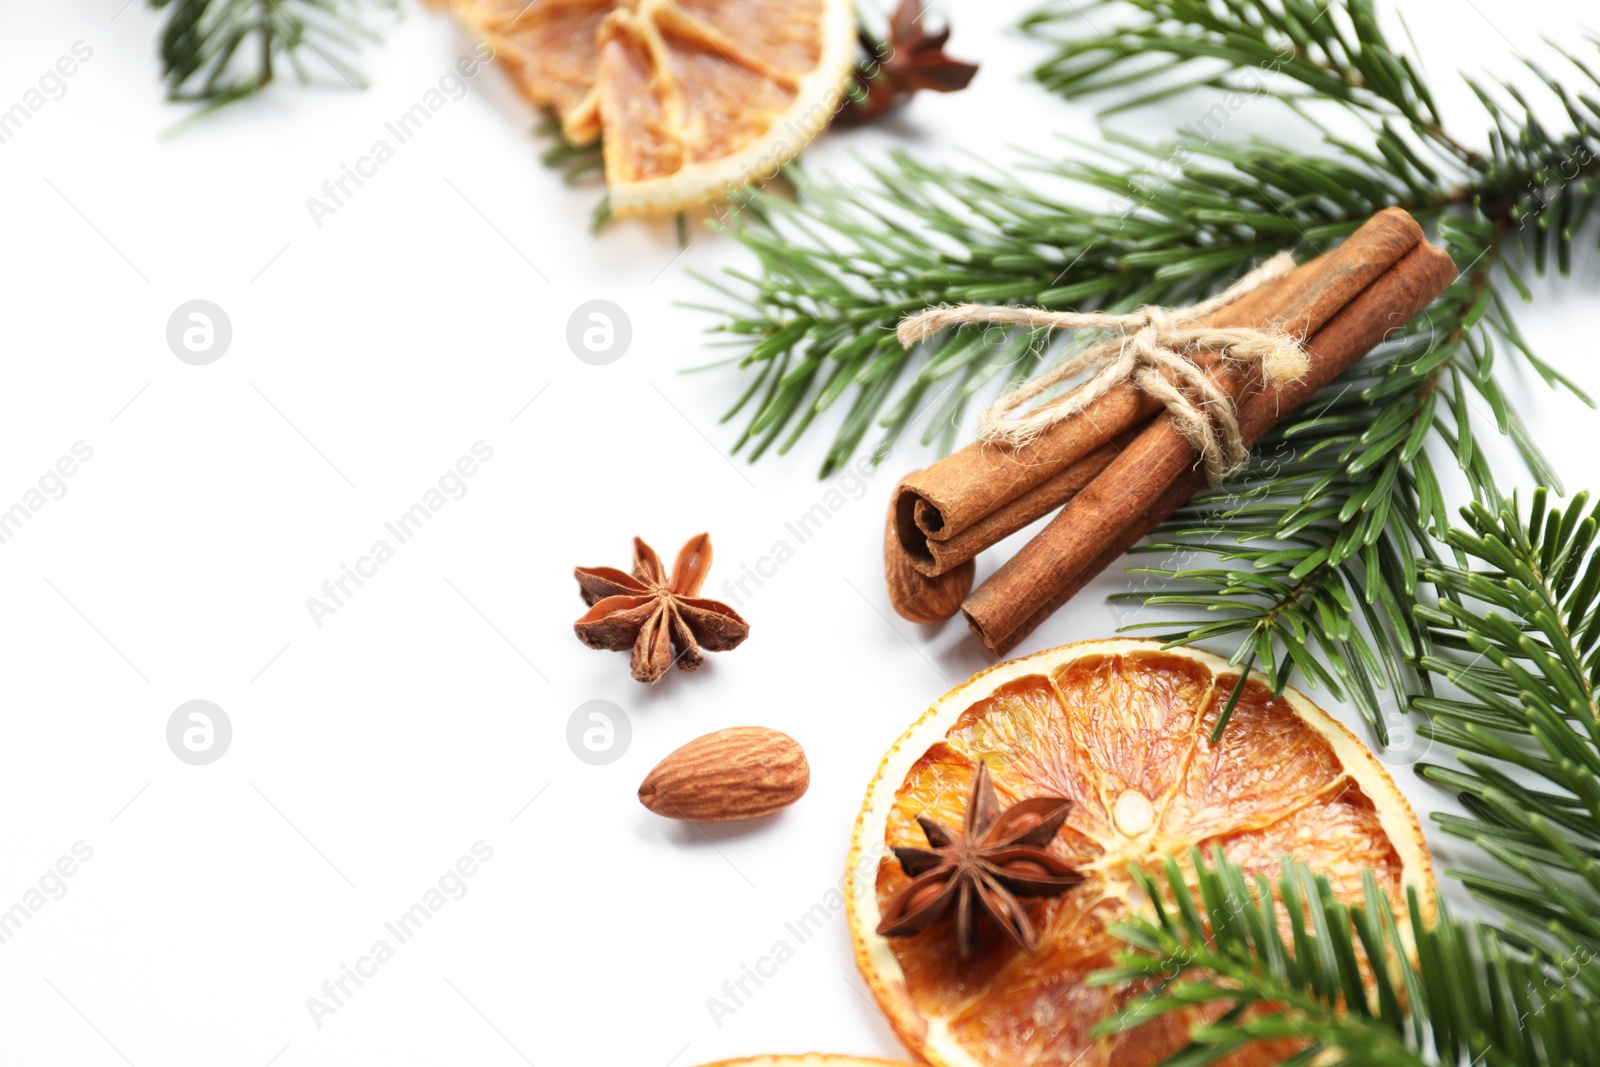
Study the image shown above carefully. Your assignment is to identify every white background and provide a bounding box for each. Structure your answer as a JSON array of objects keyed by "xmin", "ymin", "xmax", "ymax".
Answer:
[{"xmin": 0, "ymin": 1, "xmax": 1596, "ymax": 1064}]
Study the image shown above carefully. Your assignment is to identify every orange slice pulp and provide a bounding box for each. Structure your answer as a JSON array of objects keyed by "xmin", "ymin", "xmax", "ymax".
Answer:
[{"xmin": 846, "ymin": 638, "xmax": 1434, "ymax": 1067}]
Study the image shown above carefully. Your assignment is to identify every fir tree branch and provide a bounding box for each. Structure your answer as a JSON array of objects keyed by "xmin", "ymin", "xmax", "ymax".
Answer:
[
  {"xmin": 1022, "ymin": 0, "xmax": 1474, "ymax": 164},
  {"xmin": 149, "ymin": 0, "xmax": 391, "ymax": 110},
  {"xmin": 1097, "ymin": 849, "xmax": 1600, "ymax": 1066},
  {"xmin": 1415, "ymin": 489, "xmax": 1600, "ymax": 977},
  {"xmin": 1023, "ymin": 0, "xmax": 1600, "ymax": 274}
]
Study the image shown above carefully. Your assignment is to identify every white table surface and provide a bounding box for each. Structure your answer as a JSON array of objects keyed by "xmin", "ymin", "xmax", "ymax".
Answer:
[{"xmin": 1, "ymin": 1, "xmax": 1595, "ymax": 1063}]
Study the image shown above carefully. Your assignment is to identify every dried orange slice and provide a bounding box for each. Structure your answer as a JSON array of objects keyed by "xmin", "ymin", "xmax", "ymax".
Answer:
[
  {"xmin": 444, "ymin": 0, "xmax": 612, "ymax": 143},
  {"xmin": 695, "ymin": 1058, "xmax": 910, "ymax": 1067},
  {"xmin": 441, "ymin": 0, "xmax": 856, "ymax": 216},
  {"xmin": 846, "ymin": 638, "xmax": 1433, "ymax": 1067}
]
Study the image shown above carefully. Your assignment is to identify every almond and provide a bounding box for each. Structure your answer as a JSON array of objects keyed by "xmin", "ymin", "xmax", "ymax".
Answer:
[{"xmin": 638, "ymin": 727, "xmax": 809, "ymax": 822}]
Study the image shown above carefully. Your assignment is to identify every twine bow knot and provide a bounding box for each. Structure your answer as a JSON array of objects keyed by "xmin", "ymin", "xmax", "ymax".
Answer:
[{"xmin": 896, "ymin": 252, "xmax": 1308, "ymax": 484}]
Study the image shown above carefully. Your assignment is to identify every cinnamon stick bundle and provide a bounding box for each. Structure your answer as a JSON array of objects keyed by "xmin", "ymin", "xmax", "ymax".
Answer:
[
  {"xmin": 964, "ymin": 229, "xmax": 1458, "ymax": 654},
  {"xmin": 894, "ymin": 207, "xmax": 1426, "ymax": 577}
]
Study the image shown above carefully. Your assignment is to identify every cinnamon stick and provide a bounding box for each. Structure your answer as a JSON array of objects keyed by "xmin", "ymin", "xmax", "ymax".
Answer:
[
  {"xmin": 898, "ymin": 381, "xmax": 1157, "ymax": 542},
  {"xmin": 967, "ymin": 237, "xmax": 1458, "ymax": 654},
  {"xmin": 896, "ymin": 207, "xmax": 1423, "ymax": 575},
  {"xmin": 886, "ymin": 473, "xmax": 977, "ymax": 622},
  {"xmin": 904, "ymin": 430, "xmax": 1134, "ymax": 575}
]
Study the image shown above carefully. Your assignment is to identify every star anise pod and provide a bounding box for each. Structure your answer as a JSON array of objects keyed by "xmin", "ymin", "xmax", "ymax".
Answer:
[
  {"xmin": 876, "ymin": 760, "xmax": 1083, "ymax": 959},
  {"xmin": 839, "ymin": 0, "xmax": 980, "ymax": 124},
  {"xmin": 574, "ymin": 534, "xmax": 749, "ymax": 684}
]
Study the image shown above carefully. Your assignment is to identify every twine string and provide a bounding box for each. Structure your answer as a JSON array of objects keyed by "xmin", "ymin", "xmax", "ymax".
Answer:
[{"xmin": 896, "ymin": 252, "xmax": 1307, "ymax": 484}]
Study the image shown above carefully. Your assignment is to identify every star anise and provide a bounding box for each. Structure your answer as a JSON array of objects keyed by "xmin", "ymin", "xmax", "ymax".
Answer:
[
  {"xmin": 839, "ymin": 0, "xmax": 980, "ymax": 124},
  {"xmin": 876, "ymin": 760, "xmax": 1084, "ymax": 959},
  {"xmin": 574, "ymin": 534, "xmax": 749, "ymax": 684}
]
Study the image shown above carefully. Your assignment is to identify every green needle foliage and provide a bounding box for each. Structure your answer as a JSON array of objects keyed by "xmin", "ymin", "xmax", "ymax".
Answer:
[
  {"xmin": 149, "ymin": 0, "xmax": 391, "ymax": 109},
  {"xmin": 702, "ymin": 0, "xmax": 1597, "ymax": 739},
  {"xmin": 1414, "ymin": 489, "xmax": 1600, "ymax": 980},
  {"xmin": 1098, "ymin": 850, "xmax": 1600, "ymax": 1066},
  {"xmin": 1094, "ymin": 494, "xmax": 1600, "ymax": 1062},
  {"xmin": 704, "ymin": 13, "xmax": 1600, "ymax": 1049},
  {"xmin": 531, "ymin": 116, "xmax": 613, "ymax": 230}
]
